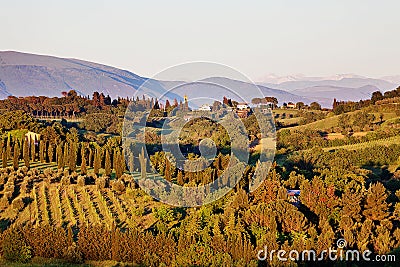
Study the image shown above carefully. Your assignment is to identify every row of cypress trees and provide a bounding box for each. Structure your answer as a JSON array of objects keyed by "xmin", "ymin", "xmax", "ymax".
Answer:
[{"xmin": 0, "ymin": 135, "xmax": 128, "ymax": 179}]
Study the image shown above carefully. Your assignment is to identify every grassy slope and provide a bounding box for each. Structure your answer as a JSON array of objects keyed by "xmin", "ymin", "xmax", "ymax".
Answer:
[
  {"xmin": 284, "ymin": 114, "xmax": 340, "ymax": 131},
  {"xmin": 322, "ymin": 135, "xmax": 400, "ymax": 151},
  {"xmin": 284, "ymin": 110, "xmax": 398, "ymax": 132}
]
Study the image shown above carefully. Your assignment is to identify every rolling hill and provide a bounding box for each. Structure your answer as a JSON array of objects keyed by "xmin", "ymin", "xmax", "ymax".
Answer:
[
  {"xmin": 3, "ymin": 51, "xmax": 395, "ymax": 108},
  {"xmin": 259, "ymin": 74, "xmax": 397, "ymax": 92},
  {"xmin": 0, "ymin": 51, "xmax": 182, "ymax": 101},
  {"xmin": 160, "ymin": 77, "xmax": 312, "ymax": 108},
  {"xmin": 0, "ymin": 51, "xmax": 322, "ymax": 106},
  {"xmin": 258, "ymin": 74, "xmax": 399, "ymax": 107},
  {"xmin": 292, "ymin": 85, "xmax": 380, "ymax": 102}
]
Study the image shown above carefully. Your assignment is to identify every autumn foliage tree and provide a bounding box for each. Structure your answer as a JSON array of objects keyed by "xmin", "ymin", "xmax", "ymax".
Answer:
[{"xmin": 363, "ymin": 182, "xmax": 390, "ymax": 221}]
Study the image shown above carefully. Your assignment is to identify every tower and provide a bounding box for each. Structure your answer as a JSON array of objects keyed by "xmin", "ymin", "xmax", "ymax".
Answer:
[{"xmin": 183, "ymin": 95, "xmax": 189, "ymax": 111}]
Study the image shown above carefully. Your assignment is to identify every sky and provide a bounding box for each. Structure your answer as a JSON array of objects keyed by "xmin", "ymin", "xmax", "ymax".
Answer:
[{"xmin": 1, "ymin": 0, "xmax": 400, "ymax": 81}]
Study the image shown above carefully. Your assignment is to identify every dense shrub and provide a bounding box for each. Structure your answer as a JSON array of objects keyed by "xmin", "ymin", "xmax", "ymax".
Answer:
[
  {"xmin": 1, "ymin": 227, "xmax": 32, "ymax": 263},
  {"xmin": 111, "ymin": 179, "xmax": 125, "ymax": 193},
  {"xmin": 63, "ymin": 243, "xmax": 83, "ymax": 264},
  {"xmin": 96, "ymin": 177, "xmax": 109, "ymax": 190},
  {"xmin": 11, "ymin": 197, "xmax": 24, "ymax": 211}
]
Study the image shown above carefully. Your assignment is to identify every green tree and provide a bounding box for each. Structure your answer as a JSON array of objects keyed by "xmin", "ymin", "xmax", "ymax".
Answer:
[
  {"xmin": 39, "ymin": 141, "xmax": 46, "ymax": 163},
  {"xmin": 23, "ymin": 138, "xmax": 30, "ymax": 169},
  {"xmin": 56, "ymin": 143, "xmax": 63, "ymax": 169},
  {"xmin": 6, "ymin": 135, "xmax": 11, "ymax": 160},
  {"xmin": 296, "ymin": 102, "xmax": 305, "ymax": 110},
  {"xmin": 371, "ymin": 91, "xmax": 383, "ymax": 104},
  {"xmin": 310, "ymin": 102, "xmax": 321, "ymax": 110},
  {"xmin": 127, "ymin": 152, "xmax": 134, "ymax": 173},
  {"xmin": 63, "ymin": 143, "xmax": 69, "ymax": 170},
  {"xmin": 2, "ymin": 147, "xmax": 7, "ymax": 168},
  {"xmin": 119, "ymin": 150, "xmax": 126, "ymax": 177},
  {"xmin": 81, "ymin": 145, "xmax": 87, "ymax": 175},
  {"xmin": 341, "ymin": 181, "xmax": 362, "ymax": 222},
  {"xmin": 363, "ymin": 183, "xmax": 390, "ymax": 221},
  {"xmin": 30, "ymin": 137, "xmax": 35, "ymax": 162},
  {"xmin": 353, "ymin": 111, "xmax": 375, "ymax": 129},
  {"xmin": 48, "ymin": 143, "xmax": 54, "ymax": 163},
  {"xmin": 114, "ymin": 149, "xmax": 125, "ymax": 179},
  {"xmin": 139, "ymin": 147, "xmax": 147, "ymax": 179},
  {"xmin": 93, "ymin": 148, "xmax": 101, "ymax": 175},
  {"xmin": 165, "ymin": 156, "xmax": 171, "ymax": 181},
  {"xmin": 68, "ymin": 142, "xmax": 77, "ymax": 172},
  {"xmin": 13, "ymin": 141, "xmax": 20, "ymax": 170},
  {"xmin": 177, "ymin": 170, "xmax": 184, "ymax": 185},
  {"xmin": 105, "ymin": 149, "xmax": 111, "ymax": 177},
  {"xmin": 2, "ymin": 227, "xmax": 32, "ymax": 263}
]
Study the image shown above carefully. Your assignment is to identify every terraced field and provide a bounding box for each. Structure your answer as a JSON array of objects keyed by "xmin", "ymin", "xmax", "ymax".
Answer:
[
  {"xmin": 323, "ymin": 135, "xmax": 400, "ymax": 151},
  {"xmin": 286, "ymin": 114, "xmax": 340, "ymax": 131},
  {"xmin": 285, "ymin": 110, "xmax": 399, "ymax": 132},
  {"xmin": 0, "ymin": 166, "xmax": 160, "ymax": 231}
]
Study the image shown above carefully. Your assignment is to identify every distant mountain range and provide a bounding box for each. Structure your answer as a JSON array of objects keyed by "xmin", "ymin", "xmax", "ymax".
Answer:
[
  {"xmin": 160, "ymin": 77, "xmax": 310, "ymax": 108},
  {"xmin": 257, "ymin": 73, "xmax": 399, "ymax": 107},
  {"xmin": 0, "ymin": 51, "xmax": 183, "ymax": 101},
  {"xmin": 0, "ymin": 51, "xmax": 398, "ymax": 108},
  {"xmin": 0, "ymin": 51, "xmax": 314, "ymax": 106},
  {"xmin": 258, "ymin": 73, "xmax": 398, "ymax": 90}
]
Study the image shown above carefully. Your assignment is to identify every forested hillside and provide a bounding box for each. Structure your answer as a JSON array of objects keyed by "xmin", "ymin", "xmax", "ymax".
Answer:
[{"xmin": 0, "ymin": 87, "xmax": 399, "ymax": 266}]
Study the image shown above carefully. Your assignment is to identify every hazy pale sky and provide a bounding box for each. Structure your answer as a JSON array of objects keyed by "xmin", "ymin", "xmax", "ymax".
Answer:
[{"xmin": 1, "ymin": 0, "xmax": 399, "ymax": 80}]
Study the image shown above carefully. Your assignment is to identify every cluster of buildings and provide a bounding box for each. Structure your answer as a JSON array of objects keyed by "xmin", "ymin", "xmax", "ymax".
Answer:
[{"xmin": 196, "ymin": 101, "xmax": 277, "ymax": 118}]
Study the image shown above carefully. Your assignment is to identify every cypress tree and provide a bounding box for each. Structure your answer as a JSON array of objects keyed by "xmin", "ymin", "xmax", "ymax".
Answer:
[
  {"xmin": 127, "ymin": 152, "xmax": 134, "ymax": 173},
  {"xmin": 63, "ymin": 143, "xmax": 69, "ymax": 170},
  {"xmin": 2, "ymin": 147, "xmax": 7, "ymax": 168},
  {"xmin": 120, "ymin": 150, "xmax": 126, "ymax": 174},
  {"xmin": 6, "ymin": 135, "xmax": 11, "ymax": 160},
  {"xmin": 165, "ymin": 156, "xmax": 171, "ymax": 181},
  {"xmin": 30, "ymin": 136, "xmax": 36, "ymax": 162},
  {"xmin": 48, "ymin": 143, "xmax": 54, "ymax": 163},
  {"xmin": 81, "ymin": 146, "xmax": 87, "ymax": 175},
  {"xmin": 139, "ymin": 147, "xmax": 147, "ymax": 179},
  {"xmin": 88, "ymin": 147, "xmax": 93, "ymax": 167},
  {"xmin": 68, "ymin": 142, "xmax": 77, "ymax": 172},
  {"xmin": 13, "ymin": 141, "xmax": 19, "ymax": 170},
  {"xmin": 177, "ymin": 170, "xmax": 184, "ymax": 185},
  {"xmin": 93, "ymin": 148, "xmax": 101, "ymax": 175},
  {"xmin": 115, "ymin": 150, "xmax": 125, "ymax": 179},
  {"xmin": 39, "ymin": 141, "xmax": 46, "ymax": 163},
  {"xmin": 112, "ymin": 148, "xmax": 118, "ymax": 172},
  {"xmin": 56, "ymin": 143, "xmax": 63, "ymax": 169},
  {"xmin": 23, "ymin": 138, "xmax": 30, "ymax": 169},
  {"xmin": 105, "ymin": 149, "xmax": 111, "ymax": 177}
]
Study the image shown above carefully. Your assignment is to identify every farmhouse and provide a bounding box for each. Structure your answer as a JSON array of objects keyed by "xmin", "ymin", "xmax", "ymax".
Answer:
[{"xmin": 237, "ymin": 102, "xmax": 249, "ymax": 110}]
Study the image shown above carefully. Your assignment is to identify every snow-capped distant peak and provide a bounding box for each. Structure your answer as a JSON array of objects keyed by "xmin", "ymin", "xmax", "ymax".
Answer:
[
  {"xmin": 258, "ymin": 73, "xmax": 368, "ymax": 84},
  {"xmin": 257, "ymin": 73, "xmax": 306, "ymax": 84},
  {"xmin": 325, "ymin": 73, "xmax": 366, "ymax": 81}
]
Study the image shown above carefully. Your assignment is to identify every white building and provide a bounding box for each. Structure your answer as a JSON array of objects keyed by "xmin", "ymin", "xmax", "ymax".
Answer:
[
  {"xmin": 237, "ymin": 103, "xmax": 249, "ymax": 110},
  {"xmin": 198, "ymin": 104, "xmax": 212, "ymax": 111},
  {"xmin": 287, "ymin": 102, "xmax": 296, "ymax": 109}
]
